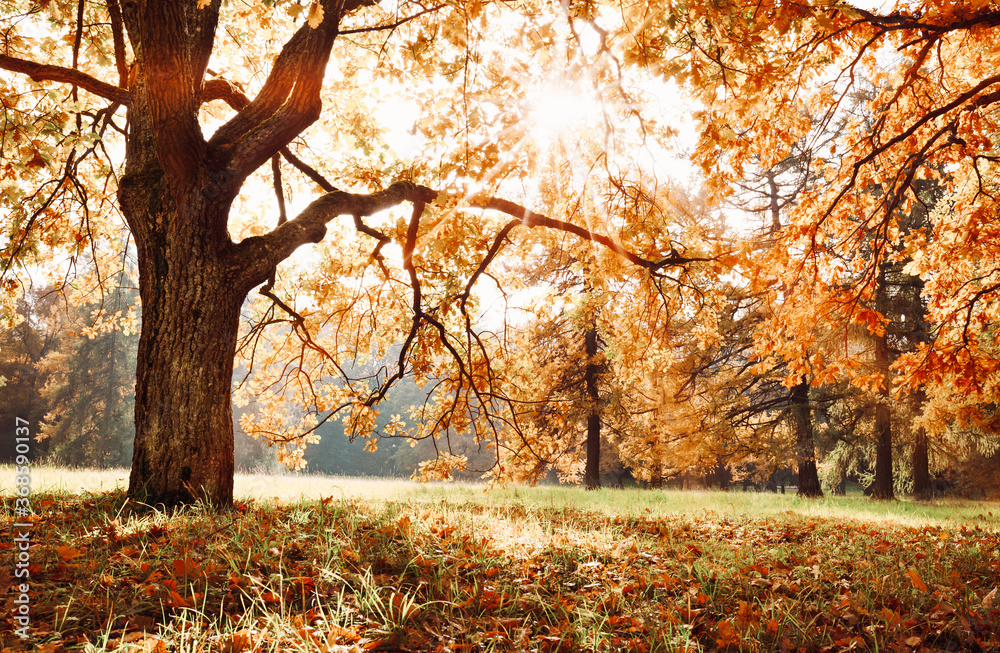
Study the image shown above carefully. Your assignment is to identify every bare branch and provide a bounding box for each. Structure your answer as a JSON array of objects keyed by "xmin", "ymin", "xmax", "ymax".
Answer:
[
  {"xmin": 469, "ymin": 196, "xmax": 712, "ymax": 270},
  {"xmin": 0, "ymin": 53, "xmax": 129, "ymax": 104},
  {"xmin": 339, "ymin": 4, "xmax": 445, "ymax": 34}
]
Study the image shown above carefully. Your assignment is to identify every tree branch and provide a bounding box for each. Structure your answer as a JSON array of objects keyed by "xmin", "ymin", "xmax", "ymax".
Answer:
[
  {"xmin": 207, "ymin": 0, "xmax": 345, "ymax": 181},
  {"xmin": 200, "ymin": 78, "xmax": 250, "ymax": 110},
  {"xmin": 817, "ymin": 73, "xmax": 1000, "ymax": 230},
  {"xmin": 469, "ymin": 196, "xmax": 711, "ymax": 269},
  {"xmin": 236, "ymin": 181, "xmax": 439, "ymax": 284},
  {"xmin": 0, "ymin": 54, "xmax": 129, "ymax": 104},
  {"xmin": 137, "ymin": 0, "xmax": 220, "ymax": 193},
  {"xmin": 236, "ymin": 180, "xmax": 711, "ymax": 290},
  {"xmin": 339, "ymin": 3, "xmax": 445, "ymax": 34},
  {"xmin": 105, "ymin": 0, "xmax": 130, "ymax": 88}
]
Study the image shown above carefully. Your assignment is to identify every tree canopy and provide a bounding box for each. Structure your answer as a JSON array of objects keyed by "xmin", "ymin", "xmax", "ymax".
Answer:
[{"xmin": 2, "ymin": 0, "xmax": 999, "ymax": 504}]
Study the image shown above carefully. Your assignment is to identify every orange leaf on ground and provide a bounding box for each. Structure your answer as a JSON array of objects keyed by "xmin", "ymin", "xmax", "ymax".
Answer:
[
  {"xmin": 906, "ymin": 568, "xmax": 927, "ymax": 592},
  {"xmin": 325, "ymin": 624, "xmax": 361, "ymax": 644},
  {"xmin": 171, "ymin": 557, "xmax": 199, "ymax": 578},
  {"xmin": 56, "ymin": 545, "xmax": 83, "ymax": 562},
  {"xmin": 221, "ymin": 629, "xmax": 256, "ymax": 653}
]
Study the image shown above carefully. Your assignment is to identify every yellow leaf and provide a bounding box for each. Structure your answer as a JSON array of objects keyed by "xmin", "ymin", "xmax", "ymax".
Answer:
[{"xmin": 307, "ymin": 2, "xmax": 324, "ymax": 28}]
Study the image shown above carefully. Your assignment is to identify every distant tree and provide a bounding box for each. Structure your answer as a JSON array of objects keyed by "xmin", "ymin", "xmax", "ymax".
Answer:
[
  {"xmin": 510, "ymin": 303, "xmax": 626, "ymax": 488},
  {"xmin": 717, "ymin": 135, "xmax": 831, "ymax": 498},
  {"xmin": 37, "ymin": 286, "xmax": 139, "ymax": 467},
  {"xmin": 670, "ymin": 2, "xmax": 1000, "ymax": 490},
  {"xmin": 0, "ymin": 287, "xmax": 64, "ymax": 460}
]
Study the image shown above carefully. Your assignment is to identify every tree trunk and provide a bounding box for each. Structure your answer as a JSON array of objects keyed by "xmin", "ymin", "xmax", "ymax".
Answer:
[
  {"xmin": 870, "ymin": 334, "xmax": 895, "ymax": 500},
  {"xmin": 118, "ymin": 44, "xmax": 252, "ymax": 507},
  {"xmin": 584, "ymin": 326, "xmax": 601, "ymax": 490},
  {"xmin": 870, "ymin": 401, "xmax": 895, "ymax": 499},
  {"xmin": 869, "ymin": 268, "xmax": 896, "ymax": 501},
  {"xmin": 127, "ymin": 246, "xmax": 245, "ymax": 507},
  {"xmin": 910, "ymin": 379, "xmax": 931, "ymax": 500},
  {"xmin": 791, "ymin": 379, "xmax": 823, "ymax": 497},
  {"xmin": 911, "ymin": 426, "xmax": 931, "ymax": 501}
]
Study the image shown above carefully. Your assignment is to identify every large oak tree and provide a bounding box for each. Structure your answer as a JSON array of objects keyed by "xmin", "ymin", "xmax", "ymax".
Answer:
[
  {"xmin": 7, "ymin": 0, "xmax": 1000, "ymax": 505},
  {"xmin": 1, "ymin": 0, "xmax": 709, "ymax": 506}
]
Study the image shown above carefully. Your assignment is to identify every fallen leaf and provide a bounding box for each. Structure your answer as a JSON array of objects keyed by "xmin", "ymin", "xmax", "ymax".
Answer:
[
  {"xmin": 906, "ymin": 568, "xmax": 927, "ymax": 592},
  {"xmin": 326, "ymin": 624, "xmax": 361, "ymax": 644},
  {"xmin": 222, "ymin": 629, "xmax": 256, "ymax": 653},
  {"xmin": 56, "ymin": 545, "xmax": 83, "ymax": 562},
  {"xmin": 981, "ymin": 587, "xmax": 997, "ymax": 610}
]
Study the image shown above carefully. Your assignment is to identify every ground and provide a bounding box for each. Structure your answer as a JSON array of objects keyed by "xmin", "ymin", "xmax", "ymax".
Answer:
[{"xmin": 1, "ymin": 468, "xmax": 999, "ymax": 651}]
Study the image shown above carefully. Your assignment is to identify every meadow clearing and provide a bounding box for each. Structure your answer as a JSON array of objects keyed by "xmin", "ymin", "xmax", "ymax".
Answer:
[{"xmin": 1, "ymin": 467, "xmax": 999, "ymax": 652}]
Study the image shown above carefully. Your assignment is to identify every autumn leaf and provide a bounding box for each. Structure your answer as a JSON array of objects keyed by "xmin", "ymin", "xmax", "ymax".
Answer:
[
  {"xmin": 221, "ymin": 630, "xmax": 257, "ymax": 653},
  {"xmin": 906, "ymin": 568, "xmax": 928, "ymax": 592},
  {"xmin": 306, "ymin": 2, "xmax": 324, "ymax": 28},
  {"xmin": 56, "ymin": 545, "xmax": 83, "ymax": 562},
  {"xmin": 171, "ymin": 557, "xmax": 199, "ymax": 578},
  {"xmin": 324, "ymin": 624, "xmax": 361, "ymax": 645}
]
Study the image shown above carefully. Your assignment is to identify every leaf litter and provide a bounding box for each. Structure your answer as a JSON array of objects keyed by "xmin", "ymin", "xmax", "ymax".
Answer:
[{"xmin": 1, "ymin": 490, "xmax": 998, "ymax": 652}]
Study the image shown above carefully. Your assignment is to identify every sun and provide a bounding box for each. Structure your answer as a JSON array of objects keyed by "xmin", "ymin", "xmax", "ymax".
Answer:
[{"xmin": 526, "ymin": 83, "xmax": 598, "ymax": 146}]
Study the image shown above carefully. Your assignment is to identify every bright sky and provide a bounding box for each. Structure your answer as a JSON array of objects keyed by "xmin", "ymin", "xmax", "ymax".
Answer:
[{"xmin": 251, "ymin": 0, "xmax": 906, "ymax": 321}]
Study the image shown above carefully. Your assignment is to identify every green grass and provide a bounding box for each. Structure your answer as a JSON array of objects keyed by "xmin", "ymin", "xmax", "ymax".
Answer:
[
  {"xmin": 2, "ymin": 466, "xmax": 999, "ymax": 652},
  {"xmin": 6, "ymin": 465, "xmax": 997, "ymax": 529}
]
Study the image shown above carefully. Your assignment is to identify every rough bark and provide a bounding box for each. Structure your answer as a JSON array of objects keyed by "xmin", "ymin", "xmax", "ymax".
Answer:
[
  {"xmin": 127, "ymin": 245, "xmax": 244, "ymax": 506},
  {"xmin": 790, "ymin": 379, "xmax": 823, "ymax": 497},
  {"xmin": 116, "ymin": 0, "xmax": 346, "ymax": 507},
  {"xmin": 584, "ymin": 325, "xmax": 601, "ymax": 490},
  {"xmin": 118, "ymin": 51, "xmax": 251, "ymax": 506}
]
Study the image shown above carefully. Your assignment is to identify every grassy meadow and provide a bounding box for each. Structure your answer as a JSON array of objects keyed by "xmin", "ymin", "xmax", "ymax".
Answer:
[{"xmin": 1, "ymin": 466, "xmax": 999, "ymax": 652}]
